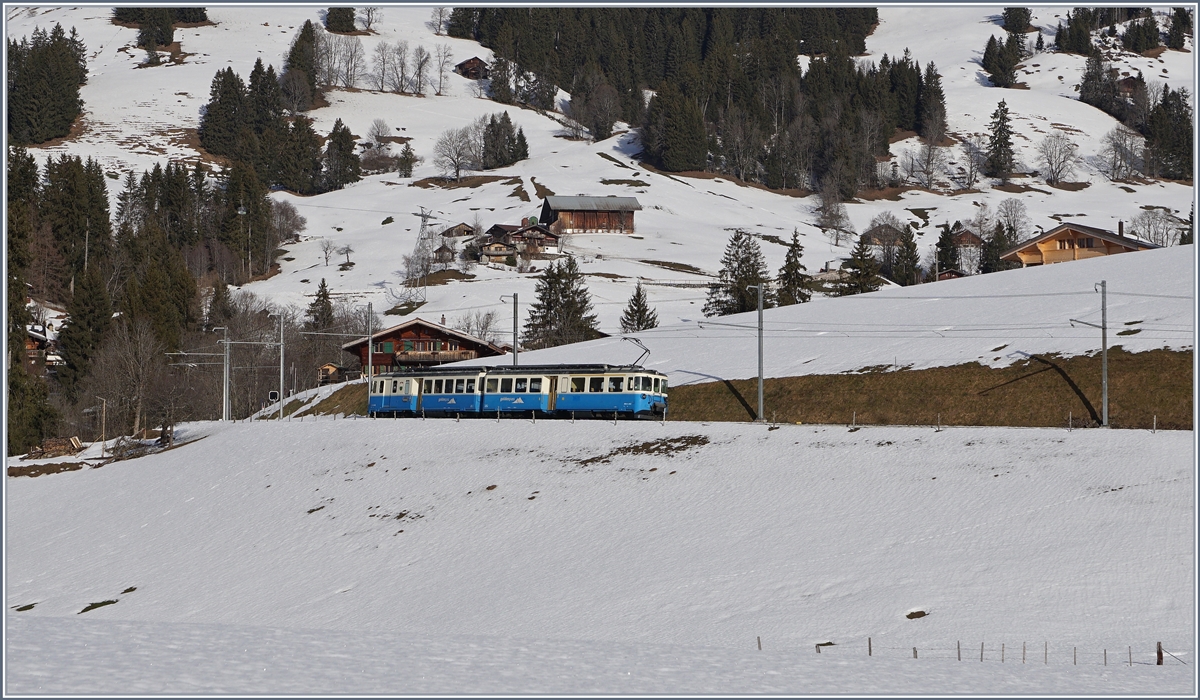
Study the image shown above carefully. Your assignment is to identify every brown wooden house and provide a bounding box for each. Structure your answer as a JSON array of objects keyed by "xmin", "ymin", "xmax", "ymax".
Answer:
[
  {"xmin": 440, "ymin": 222, "xmax": 475, "ymax": 237},
  {"xmin": 454, "ymin": 57, "xmax": 489, "ymax": 80},
  {"xmin": 1001, "ymin": 222, "xmax": 1158, "ymax": 267},
  {"xmin": 859, "ymin": 223, "xmax": 905, "ymax": 246},
  {"xmin": 539, "ymin": 196, "xmax": 642, "ymax": 234},
  {"xmin": 343, "ymin": 317, "xmax": 506, "ymax": 374},
  {"xmin": 479, "ymin": 240, "xmax": 516, "ymax": 264}
]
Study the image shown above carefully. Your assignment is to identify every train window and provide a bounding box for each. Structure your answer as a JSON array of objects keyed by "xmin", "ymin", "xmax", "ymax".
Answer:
[
  {"xmin": 609, "ymin": 377, "xmax": 624, "ymax": 392},
  {"xmin": 571, "ymin": 377, "xmax": 586, "ymax": 392},
  {"xmin": 529, "ymin": 378, "xmax": 542, "ymax": 392},
  {"xmin": 662, "ymin": 379, "xmax": 668, "ymax": 392},
  {"xmin": 514, "ymin": 378, "xmax": 528, "ymax": 393},
  {"xmin": 466, "ymin": 379, "xmax": 476, "ymax": 393},
  {"xmin": 589, "ymin": 377, "xmax": 604, "ymax": 392},
  {"xmin": 455, "ymin": 378, "xmax": 465, "ymax": 393},
  {"xmin": 501, "ymin": 378, "xmax": 513, "ymax": 392},
  {"xmin": 404, "ymin": 379, "xmax": 412, "ymax": 395},
  {"xmin": 485, "ymin": 378, "xmax": 498, "ymax": 393},
  {"xmin": 423, "ymin": 379, "xmax": 432, "ymax": 394},
  {"xmin": 392, "ymin": 380, "xmax": 398, "ymax": 393},
  {"xmin": 652, "ymin": 378, "xmax": 660, "ymax": 393},
  {"xmin": 434, "ymin": 379, "xmax": 444, "ymax": 394}
]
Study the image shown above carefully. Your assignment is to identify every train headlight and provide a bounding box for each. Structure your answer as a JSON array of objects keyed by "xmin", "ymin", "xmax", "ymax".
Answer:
[{"xmin": 641, "ymin": 394, "xmax": 646, "ymax": 399}]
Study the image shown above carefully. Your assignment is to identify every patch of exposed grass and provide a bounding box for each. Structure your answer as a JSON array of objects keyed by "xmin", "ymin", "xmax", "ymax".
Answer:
[
  {"xmin": 597, "ymin": 152, "xmax": 633, "ymax": 169},
  {"xmin": 509, "ymin": 183, "xmax": 531, "ymax": 201},
  {"xmin": 530, "ymin": 177, "xmax": 555, "ymax": 198},
  {"xmin": 309, "ymin": 382, "xmax": 368, "ymax": 416},
  {"xmin": 385, "ymin": 301, "xmax": 425, "ymax": 316},
  {"xmin": 410, "ymin": 175, "xmax": 509, "ymax": 189},
  {"xmin": 601, "ymin": 178, "xmax": 650, "ymax": 187},
  {"xmin": 78, "ymin": 600, "xmax": 118, "ymax": 614},
  {"xmin": 578, "ymin": 435, "xmax": 710, "ymax": 466},
  {"xmin": 8, "ymin": 462, "xmax": 85, "ymax": 478},
  {"xmin": 639, "ymin": 259, "xmax": 708, "ymax": 275},
  {"xmin": 667, "ymin": 348, "xmax": 1191, "ymax": 430}
]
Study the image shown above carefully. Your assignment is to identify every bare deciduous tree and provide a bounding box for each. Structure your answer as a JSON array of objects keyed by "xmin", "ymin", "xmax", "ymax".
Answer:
[
  {"xmin": 1100, "ymin": 125, "xmax": 1144, "ymax": 180},
  {"xmin": 815, "ymin": 182, "xmax": 854, "ymax": 247},
  {"xmin": 961, "ymin": 134, "xmax": 987, "ymax": 188},
  {"xmin": 337, "ymin": 35, "xmax": 366, "ymax": 88},
  {"xmin": 1130, "ymin": 208, "xmax": 1181, "ymax": 246},
  {"xmin": 411, "ymin": 45, "xmax": 431, "ymax": 95},
  {"xmin": 270, "ymin": 200, "xmax": 307, "ymax": 243},
  {"xmin": 430, "ymin": 7, "xmax": 449, "ymax": 35},
  {"xmin": 321, "ymin": 238, "xmax": 336, "ymax": 265},
  {"xmin": 433, "ymin": 126, "xmax": 478, "ymax": 180},
  {"xmin": 917, "ymin": 109, "xmax": 947, "ymax": 188},
  {"xmin": 996, "ymin": 198, "xmax": 1031, "ymax": 241},
  {"xmin": 1037, "ymin": 130, "xmax": 1079, "ymax": 184},
  {"xmin": 368, "ymin": 118, "xmax": 390, "ymax": 149},
  {"xmin": 370, "ymin": 40, "xmax": 391, "ymax": 91},
  {"xmin": 337, "ymin": 244, "xmax": 354, "ymax": 264},
  {"xmin": 361, "ymin": 6, "xmax": 382, "ymax": 31},
  {"xmin": 280, "ymin": 68, "xmax": 312, "ymax": 113},
  {"xmin": 434, "ymin": 43, "xmax": 454, "ymax": 95},
  {"xmin": 453, "ymin": 309, "xmax": 500, "ymax": 343},
  {"xmin": 388, "ymin": 40, "xmax": 410, "ymax": 93}
]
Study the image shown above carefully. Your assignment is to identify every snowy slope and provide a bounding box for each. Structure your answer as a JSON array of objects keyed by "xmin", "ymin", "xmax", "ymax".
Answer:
[
  {"xmin": 460, "ymin": 244, "xmax": 1194, "ymax": 384},
  {"xmin": 7, "ymin": 6, "xmax": 1193, "ymax": 334},
  {"xmin": 5, "ymin": 419, "xmax": 1193, "ymax": 694}
]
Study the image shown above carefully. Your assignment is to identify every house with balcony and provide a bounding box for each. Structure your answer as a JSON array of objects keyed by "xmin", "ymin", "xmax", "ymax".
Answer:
[
  {"xmin": 1000, "ymin": 222, "xmax": 1158, "ymax": 267},
  {"xmin": 342, "ymin": 317, "xmax": 506, "ymax": 374}
]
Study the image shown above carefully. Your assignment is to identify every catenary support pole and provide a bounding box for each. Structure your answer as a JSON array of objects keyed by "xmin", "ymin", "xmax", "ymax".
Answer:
[
  {"xmin": 1100, "ymin": 280, "xmax": 1107, "ymax": 427},
  {"xmin": 366, "ymin": 302, "xmax": 373, "ymax": 411},
  {"xmin": 278, "ymin": 314, "xmax": 285, "ymax": 420}
]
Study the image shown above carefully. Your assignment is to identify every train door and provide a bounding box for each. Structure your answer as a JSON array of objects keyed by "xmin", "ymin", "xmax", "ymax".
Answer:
[
  {"xmin": 548, "ymin": 377, "xmax": 557, "ymax": 410},
  {"xmin": 416, "ymin": 377, "xmax": 425, "ymax": 411}
]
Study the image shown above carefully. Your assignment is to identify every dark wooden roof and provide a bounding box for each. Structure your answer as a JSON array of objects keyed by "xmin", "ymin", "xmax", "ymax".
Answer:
[
  {"xmin": 1001, "ymin": 222, "xmax": 1158, "ymax": 259},
  {"xmin": 543, "ymin": 196, "xmax": 642, "ymax": 212}
]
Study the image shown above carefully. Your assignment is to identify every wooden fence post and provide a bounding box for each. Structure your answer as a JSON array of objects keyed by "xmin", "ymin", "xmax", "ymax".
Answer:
[
  {"xmin": 757, "ymin": 636, "xmax": 761, "ymax": 651},
  {"xmin": 1022, "ymin": 642, "xmax": 1026, "ymax": 664},
  {"xmin": 913, "ymin": 647, "xmax": 918, "ymax": 659},
  {"xmin": 957, "ymin": 641, "xmax": 961, "ymax": 661},
  {"xmin": 1157, "ymin": 642, "xmax": 1163, "ymax": 665},
  {"xmin": 1129, "ymin": 646, "xmax": 1132, "ymax": 666},
  {"xmin": 1104, "ymin": 649, "xmax": 1107, "ymax": 666},
  {"xmin": 1002, "ymin": 643, "xmax": 1005, "ymax": 663},
  {"xmin": 816, "ymin": 644, "xmax": 821, "ymax": 654},
  {"xmin": 1045, "ymin": 641, "xmax": 1048, "ymax": 664},
  {"xmin": 1074, "ymin": 647, "xmax": 1077, "ymax": 665},
  {"xmin": 980, "ymin": 642, "xmax": 984, "ymax": 662},
  {"xmin": 868, "ymin": 637, "xmax": 872, "ymax": 656}
]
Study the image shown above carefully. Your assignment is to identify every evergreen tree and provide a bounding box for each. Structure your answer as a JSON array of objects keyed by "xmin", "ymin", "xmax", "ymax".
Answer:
[
  {"xmin": 513, "ymin": 127, "xmax": 529, "ymax": 161},
  {"xmin": 322, "ymin": 118, "xmax": 361, "ymax": 191},
  {"xmin": 1002, "ymin": 8, "xmax": 1032, "ymax": 33},
  {"xmin": 935, "ymin": 226, "xmax": 960, "ymax": 273},
  {"xmin": 985, "ymin": 100, "xmax": 1015, "ymax": 180},
  {"xmin": 703, "ymin": 230, "xmax": 775, "ymax": 316},
  {"xmin": 1035, "ymin": 32, "xmax": 1045, "ymax": 52},
  {"xmin": 979, "ymin": 222, "xmax": 1019, "ymax": 273},
  {"xmin": 278, "ymin": 115, "xmax": 323, "ymax": 194},
  {"xmin": 7, "ymin": 24, "xmax": 88, "ymax": 145},
  {"xmin": 1122, "ymin": 16, "xmax": 1161, "ymax": 53},
  {"xmin": 284, "ymin": 20, "xmax": 318, "ymax": 105},
  {"xmin": 917, "ymin": 62, "xmax": 945, "ymax": 139},
  {"xmin": 833, "ymin": 238, "xmax": 882, "ymax": 296},
  {"xmin": 775, "ymin": 230, "xmax": 812, "ymax": 305},
  {"xmin": 199, "ymin": 67, "xmax": 246, "ymax": 157},
  {"xmin": 619, "ymin": 281, "xmax": 659, "ymax": 332},
  {"xmin": 892, "ymin": 227, "xmax": 922, "ymax": 285},
  {"xmin": 489, "ymin": 56, "xmax": 515, "ymax": 104},
  {"xmin": 1167, "ymin": 8, "xmax": 1191, "ymax": 50},
  {"xmin": 137, "ymin": 8, "xmax": 174, "ymax": 50},
  {"xmin": 644, "ymin": 84, "xmax": 707, "ymax": 172},
  {"xmin": 325, "ymin": 7, "xmax": 357, "ymax": 33},
  {"xmin": 522, "ymin": 257, "xmax": 600, "ymax": 349},
  {"xmin": 207, "ymin": 279, "xmax": 233, "ymax": 328},
  {"xmin": 55, "ymin": 265, "xmax": 111, "ymax": 402},
  {"xmin": 397, "ymin": 142, "xmax": 418, "ymax": 177},
  {"xmin": 306, "ymin": 278, "xmax": 335, "ymax": 330},
  {"xmin": 1146, "ymin": 86, "xmax": 1194, "ymax": 180},
  {"xmin": 8, "ymin": 363, "xmax": 59, "ymax": 455}
]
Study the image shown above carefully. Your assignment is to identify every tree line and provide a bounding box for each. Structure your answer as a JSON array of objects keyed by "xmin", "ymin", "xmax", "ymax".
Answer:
[{"xmin": 7, "ymin": 24, "xmax": 87, "ymax": 145}]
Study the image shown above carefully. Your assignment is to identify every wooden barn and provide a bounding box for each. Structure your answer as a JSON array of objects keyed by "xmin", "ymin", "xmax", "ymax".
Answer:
[
  {"xmin": 342, "ymin": 317, "xmax": 506, "ymax": 374},
  {"xmin": 1000, "ymin": 222, "xmax": 1158, "ymax": 267},
  {"xmin": 440, "ymin": 222, "xmax": 475, "ymax": 237},
  {"xmin": 539, "ymin": 196, "xmax": 642, "ymax": 234},
  {"xmin": 454, "ymin": 57, "xmax": 489, "ymax": 80}
]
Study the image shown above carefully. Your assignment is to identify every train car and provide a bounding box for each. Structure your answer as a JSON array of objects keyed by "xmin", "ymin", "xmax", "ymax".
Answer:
[{"xmin": 367, "ymin": 364, "xmax": 668, "ymax": 419}]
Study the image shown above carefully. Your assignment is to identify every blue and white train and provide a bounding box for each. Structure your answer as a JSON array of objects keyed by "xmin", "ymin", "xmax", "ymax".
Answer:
[{"xmin": 367, "ymin": 364, "xmax": 668, "ymax": 419}]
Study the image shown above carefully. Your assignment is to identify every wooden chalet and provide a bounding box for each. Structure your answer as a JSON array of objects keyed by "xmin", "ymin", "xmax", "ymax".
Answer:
[
  {"xmin": 949, "ymin": 223, "xmax": 985, "ymax": 248},
  {"xmin": 1000, "ymin": 222, "xmax": 1158, "ymax": 267},
  {"xmin": 440, "ymin": 222, "xmax": 475, "ymax": 237},
  {"xmin": 342, "ymin": 317, "xmax": 506, "ymax": 374},
  {"xmin": 433, "ymin": 243, "xmax": 456, "ymax": 264},
  {"xmin": 508, "ymin": 224, "xmax": 560, "ymax": 256},
  {"xmin": 479, "ymin": 240, "xmax": 516, "ymax": 264},
  {"xmin": 936, "ymin": 268, "xmax": 968, "ymax": 281},
  {"xmin": 317, "ymin": 363, "xmax": 357, "ymax": 385},
  {"xmin": 859, "ymin": 223, "xmax": 905, "ymax": 246},
  {"xmin": 539, "ymin": 196, "xmax": 642, "ymax": 234},
  {"xmin": 454, "ymin": 57, "xmax": 489, "ymax": 80}
]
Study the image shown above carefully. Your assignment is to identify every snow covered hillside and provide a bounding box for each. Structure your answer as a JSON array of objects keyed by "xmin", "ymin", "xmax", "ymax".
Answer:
[
  {"xmin": 6, "ymin": 418, "xmax": 1194, "ymax": 694},
  {"xmin": 7, "ymin": 6, "xmax": 1194, "ymax": 333}
]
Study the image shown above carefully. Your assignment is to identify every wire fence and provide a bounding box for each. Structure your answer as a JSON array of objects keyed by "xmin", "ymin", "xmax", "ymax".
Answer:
[{"xmin": 779, "ymin": 637, "xmax": 1190, "ymax": 668}]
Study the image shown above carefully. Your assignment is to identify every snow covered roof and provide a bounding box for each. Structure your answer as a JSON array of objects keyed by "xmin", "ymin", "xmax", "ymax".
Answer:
[{"xmin": 542, "ymin": 196, "xmax": 642, "ymax": 212}]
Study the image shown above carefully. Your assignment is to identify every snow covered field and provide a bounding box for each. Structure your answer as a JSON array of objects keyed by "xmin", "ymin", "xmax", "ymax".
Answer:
[
  {"xmin": 5, "ymin": 419, "xmax": 1194, "ymax": 694},
  {"xmin": 5, "ymin": 6, "xmax": 1196, "ymax": 694}
]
